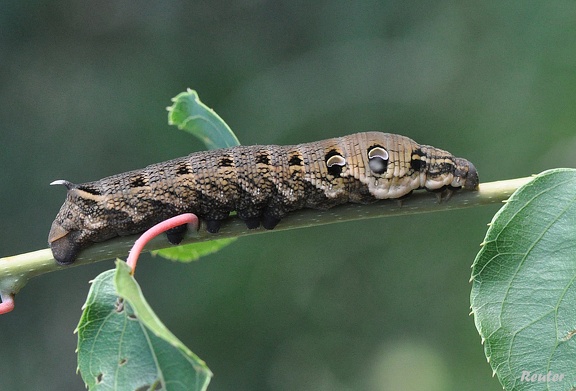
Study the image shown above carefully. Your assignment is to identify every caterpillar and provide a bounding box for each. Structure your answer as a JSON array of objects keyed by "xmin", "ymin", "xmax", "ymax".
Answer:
[{"xmin": 49, "ymin": 132, "xmax": 479, "ymax": 265}]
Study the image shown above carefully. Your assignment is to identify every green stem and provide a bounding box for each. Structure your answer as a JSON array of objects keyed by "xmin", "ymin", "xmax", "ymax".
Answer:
[{"xmin": 0, "ymin": 176, "xmax": 533, "ymax": 307}]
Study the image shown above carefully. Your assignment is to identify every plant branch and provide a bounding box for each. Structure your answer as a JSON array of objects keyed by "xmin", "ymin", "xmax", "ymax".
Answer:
[{"xmin": 0, "ymin": 176, "xmax": 533, "ymax": 312}]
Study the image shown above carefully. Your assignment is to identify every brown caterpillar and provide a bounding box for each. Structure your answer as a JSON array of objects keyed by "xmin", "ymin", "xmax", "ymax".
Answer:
[{"xmin": 49, "ymin": 132, "xmax": 479, "ymax": 265}]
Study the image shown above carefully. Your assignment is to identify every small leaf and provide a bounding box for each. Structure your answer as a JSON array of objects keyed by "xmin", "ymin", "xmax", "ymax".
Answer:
[
  {"xmin": 163, "ymin": 89, "xmax": 239, "ymax": 261},
  {"xmin": 153, "ymin": 238, "xmax": 237, "ymax": 262},
  {"xmin": 77, "ymin": 261, "xmax": 212, "ymax": 391},
  {"xmin": 167, "ymin": 88, "xmax": 240, "ymax": 149},
  {"xmin": 471, "ymin": 168, "xmax": 576, "ymax": 390}
]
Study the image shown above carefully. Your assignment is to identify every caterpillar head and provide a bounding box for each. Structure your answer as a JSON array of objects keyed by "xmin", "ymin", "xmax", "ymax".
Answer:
[
  {"xmin": 452, "ymin": 157, "xmax": 479, "ymax": 190},
  {"xmin": 347, "ymin": 132, "xmax": 480, "ymax": 198}
]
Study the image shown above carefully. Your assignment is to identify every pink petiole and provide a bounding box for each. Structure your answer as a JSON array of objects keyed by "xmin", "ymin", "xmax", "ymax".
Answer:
[
  {"xmin": 0, "ymin": 293, "xmax": 15, "ymax": 315},
  {"xmin": 126, "ymin": 213, "xmax": 199, "ymax": 274}
]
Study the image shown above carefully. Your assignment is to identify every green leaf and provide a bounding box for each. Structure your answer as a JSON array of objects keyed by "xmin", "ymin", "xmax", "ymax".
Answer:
[
  {"xmin": 153, "ymin": 238, "xmax": 237, "ymax": 262},
  {"xmin": 470, "ymin": 168, "xmax": 576, "ymax": 390},
  {"xmin": 163, "ymin": 89, "xmax": 239, "ymax": 261},
  {"xmin": 167, "ymin": 88, "xmax": 240, "ymax": 150},
  {"xmin": 77, "ymin": 261, "xmax": 212, "ymax": 391}
]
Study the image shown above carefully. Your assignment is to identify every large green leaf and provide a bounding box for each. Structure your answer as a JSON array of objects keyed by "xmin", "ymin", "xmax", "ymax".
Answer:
[
  {"xmin": 167, "ymin": 88, "xmax": 240, "ymax": 150},
  {"xmin": 471, "ymin": 168, "xmax": 576, "ymax": 390},
  {"xmin": 77, "ymin": 261, "xmax": 212, "ymax": 391}
]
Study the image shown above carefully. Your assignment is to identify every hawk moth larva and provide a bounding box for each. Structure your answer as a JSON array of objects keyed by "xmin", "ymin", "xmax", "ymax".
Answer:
[{"xmin": 49, "ymin": 132, "xmax": 479, "ymax": 265}]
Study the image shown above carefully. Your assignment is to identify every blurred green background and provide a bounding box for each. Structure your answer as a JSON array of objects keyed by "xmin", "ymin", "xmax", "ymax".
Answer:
[{"xmin": 1, "ymin": 1, "xmax": 576, "ymax": 390}]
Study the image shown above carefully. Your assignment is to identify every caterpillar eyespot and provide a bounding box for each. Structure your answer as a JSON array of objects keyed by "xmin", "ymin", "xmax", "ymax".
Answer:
[
  {"xmin": 368, "ymin": 146, "xmax": 388, "ymax": 161},
  {"xmin": 326, "ymin": 149, "xmax": 346, "ymax": 178},
  {"xmin": 48, "ymin": 131, "xmax": 479, "ymax": 265},
  {"xmin": 368, "ymin": 146, "xmax": 389, "ymax": 174},
  {"xmin": 326, "ymin": 154, "xmax": 346, "ymax": 168}
]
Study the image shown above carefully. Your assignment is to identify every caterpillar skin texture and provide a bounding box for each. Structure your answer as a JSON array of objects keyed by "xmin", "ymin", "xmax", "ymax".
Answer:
[{"xmin": 49, "ymin": 132, "xmax": 479, "ymax": 265}]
